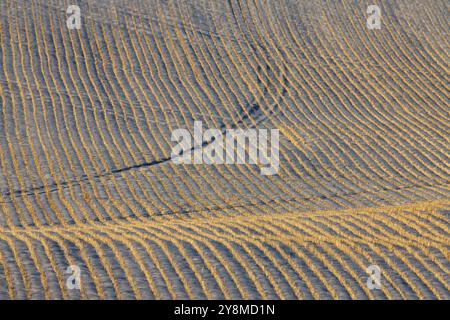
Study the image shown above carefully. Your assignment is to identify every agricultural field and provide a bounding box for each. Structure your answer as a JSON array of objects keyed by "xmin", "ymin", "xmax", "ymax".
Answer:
[{"xmin": 0, "ymin": 0, "xmax": 449, "ymax": 299}]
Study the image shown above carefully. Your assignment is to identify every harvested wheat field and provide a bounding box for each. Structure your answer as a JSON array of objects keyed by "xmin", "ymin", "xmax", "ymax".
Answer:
[{"xmin": 0, "ymin": 0, "xmax": 449, "ymax": 300}]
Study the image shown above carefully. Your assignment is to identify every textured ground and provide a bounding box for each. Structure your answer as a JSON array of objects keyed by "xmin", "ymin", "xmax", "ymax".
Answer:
[{"xmin": 0, "ymin": 0, "xmax": 449, "ymax": 299}]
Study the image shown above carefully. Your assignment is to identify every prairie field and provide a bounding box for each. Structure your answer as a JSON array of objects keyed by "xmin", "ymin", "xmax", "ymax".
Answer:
[{"xmin": 0, "ymin": 0, "xmax": 449, "ymax": 299}]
